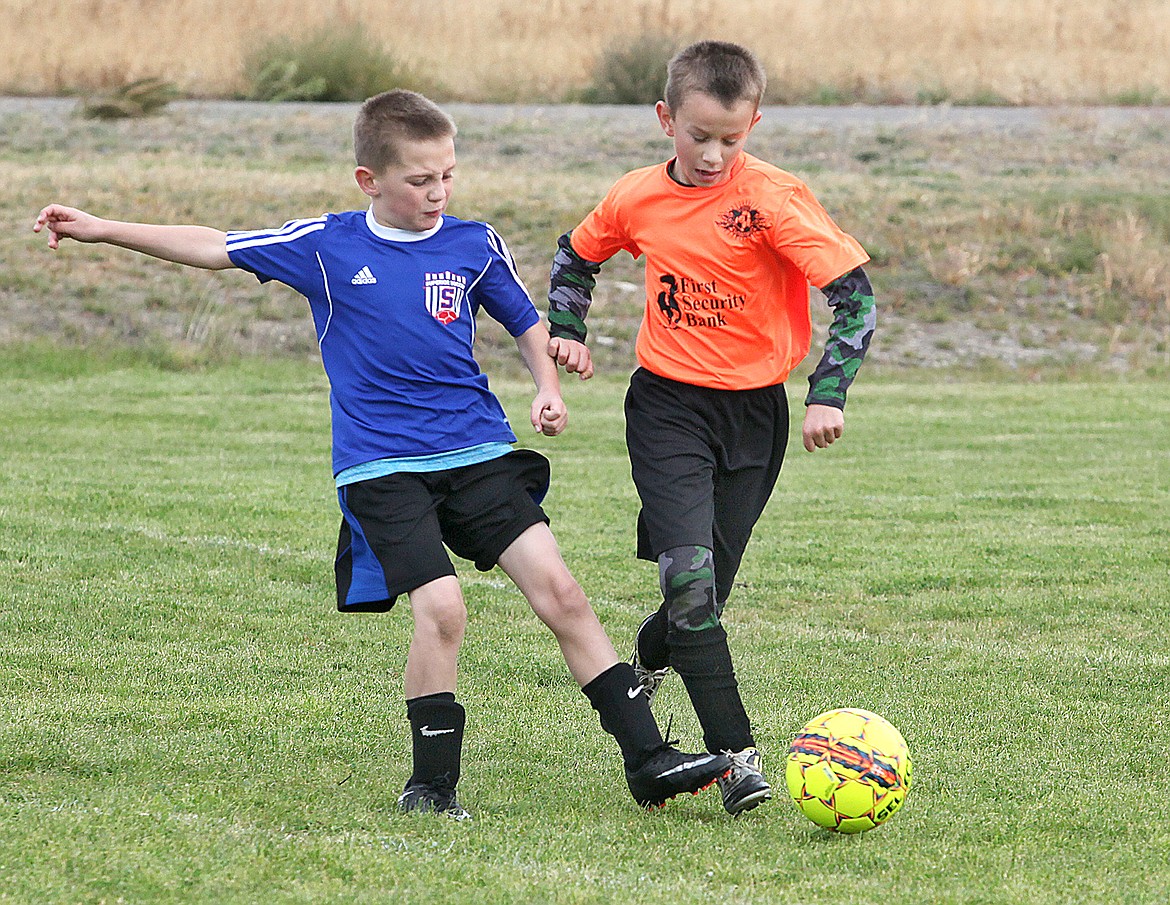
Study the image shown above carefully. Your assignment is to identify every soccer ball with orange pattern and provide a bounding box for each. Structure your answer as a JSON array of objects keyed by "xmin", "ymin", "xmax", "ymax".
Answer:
[{"xmin": 785, "ymin": 708, "xmax": 912, "ymax": 833}]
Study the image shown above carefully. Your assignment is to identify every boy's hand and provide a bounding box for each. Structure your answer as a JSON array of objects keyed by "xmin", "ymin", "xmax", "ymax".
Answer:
[
  {"xmin": 33, "ymin": 204, "xmax": 102, "ymax": 249},
  {"xmin": 532, "ymin": 389, "xmax": 568, "ymax": 437},
  {"xmin": 802, "ymin": 404, "xmax": 844, "ymax": 452},
  {"xmin": 547, "ymin": 337, "xmax": 594, "ymax": 380}
]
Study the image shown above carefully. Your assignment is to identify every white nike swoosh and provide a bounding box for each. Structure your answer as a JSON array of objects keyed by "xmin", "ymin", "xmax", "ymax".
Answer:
[
  {"xmin": 656, "ymin": 754, "xmax": 717, "ymax": 778},
  {"xmin": 419, "ymin": 725, "xmax": 456, "ymax": 737},
  {"xmin": 627, "ymin": 686, "xmax": 643, "ymax": 699}
]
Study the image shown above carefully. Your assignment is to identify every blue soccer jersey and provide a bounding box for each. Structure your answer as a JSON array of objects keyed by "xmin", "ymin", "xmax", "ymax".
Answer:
[{"xmin": 226, "ymin": 210, "xmax": 540, "ymax": 475}]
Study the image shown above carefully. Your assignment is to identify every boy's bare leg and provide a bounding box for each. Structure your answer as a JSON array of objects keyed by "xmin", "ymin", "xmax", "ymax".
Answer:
[
  {"xmin": 496, "ymin": 522, "xmax": 617, "ymax": 686},
  {"xmin": 403, "ymin": 575, "xmax": 466, "ymax": 697}
]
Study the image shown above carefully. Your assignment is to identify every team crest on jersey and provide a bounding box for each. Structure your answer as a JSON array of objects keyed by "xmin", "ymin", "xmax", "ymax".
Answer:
[
  {"xmin": 717, "ymin": 203, "xmax": 771, "ymax": 238},
  {"xmin": 425, "ymin": 270, "xmax": 466, "ymax": 325}
]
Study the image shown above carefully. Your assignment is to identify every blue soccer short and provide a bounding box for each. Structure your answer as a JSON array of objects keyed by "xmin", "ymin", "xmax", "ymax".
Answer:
[{"xmin": 334, "ymin": 449, "xmax": 551, "ymax": 612}]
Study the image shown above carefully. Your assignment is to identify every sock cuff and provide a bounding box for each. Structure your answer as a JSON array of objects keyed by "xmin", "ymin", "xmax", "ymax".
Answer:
[
  {"xmin": 406, "ymin": 692, "xmax": 464, "ymax": 727},
  {"xmin": 406, "ymin": 691, "xmax": 456, "ymax": 710},
  {"xmin": 581, "ymin": 661, "xmax": 635, "ymax": 702}
]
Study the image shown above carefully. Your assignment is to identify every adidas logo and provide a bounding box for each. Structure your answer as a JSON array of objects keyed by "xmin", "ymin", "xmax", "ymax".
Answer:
[{"xmin": 351, "ymin": 266, "xmax": 377, "ymax": 285}]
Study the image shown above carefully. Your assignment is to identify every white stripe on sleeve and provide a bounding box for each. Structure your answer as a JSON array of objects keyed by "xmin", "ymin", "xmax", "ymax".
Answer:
[{"xmin": 226, "ymin": 217, "xmax": 328, "ymax": 251}]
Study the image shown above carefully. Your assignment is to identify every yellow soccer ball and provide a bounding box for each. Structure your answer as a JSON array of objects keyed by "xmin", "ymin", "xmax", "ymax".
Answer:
[{"xmin": 785, "ymin": 708, "xmax": 912, "ymax": 834}]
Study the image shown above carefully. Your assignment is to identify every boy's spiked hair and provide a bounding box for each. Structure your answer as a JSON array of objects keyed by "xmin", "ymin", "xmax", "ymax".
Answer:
[
  {"xmin": 663, "ymin": 41, "xmax": 767, "ymax": 113},
  {"xmin": 353, "ymin": 89, "xmax": 457, "ymax": 174}
]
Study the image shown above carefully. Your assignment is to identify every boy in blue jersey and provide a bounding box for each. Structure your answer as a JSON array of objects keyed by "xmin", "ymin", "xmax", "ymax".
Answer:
[{"xmin": 34, "ymin": 89, "xmax": 730, "ymax": 819}]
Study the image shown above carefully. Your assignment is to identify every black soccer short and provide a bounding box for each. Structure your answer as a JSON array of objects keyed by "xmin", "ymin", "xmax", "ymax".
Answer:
[
  {"xmin": 624, "ymin": 367, "xmax": 789, "ymax": 604},
  {"xmin": 334, "ymin": 449, "xmax": 551, "ymax": 613}
]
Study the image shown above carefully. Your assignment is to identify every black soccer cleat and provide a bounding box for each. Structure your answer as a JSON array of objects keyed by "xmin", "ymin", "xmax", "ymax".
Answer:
[
  {"xmin": 397, "ymin": 778, "xmax": 472, "ymax": 821},
  {"xmin": 717, "ymin": 747, "xmax": 772, "ymax": 816},
  {"xmin": 626, "ymin": 745, "xmax": 732, "ymax": 808}
]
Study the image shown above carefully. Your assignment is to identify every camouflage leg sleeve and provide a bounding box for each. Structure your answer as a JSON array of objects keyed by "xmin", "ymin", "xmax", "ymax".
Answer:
[{"xmin": 659, "ymin": 545, "xmax": 718, "ymax": 633}]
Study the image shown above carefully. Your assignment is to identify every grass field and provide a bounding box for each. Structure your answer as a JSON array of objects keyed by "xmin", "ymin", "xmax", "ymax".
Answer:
[
  {"xmin": 4, "ymin": 0, "xmax": 1170, "ymax": 103},
  {"xmin": 1, "ymin": 346, "xmax": 1168, "ymax": 903},
  {"xmin": 2, "ymin": 73, "xmax": 1169, "ymax": 902}
]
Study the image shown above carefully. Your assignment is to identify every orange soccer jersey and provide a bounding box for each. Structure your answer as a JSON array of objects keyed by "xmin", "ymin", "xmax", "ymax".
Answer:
[{"xmin": 570, "ymin": 153, "xmax": 869, "ymax": 390}]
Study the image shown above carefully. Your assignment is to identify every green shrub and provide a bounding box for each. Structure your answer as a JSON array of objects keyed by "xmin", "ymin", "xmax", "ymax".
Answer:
[
  {"xmin": 1110, "ymin": 87, "xmax": 1165, "ymax": 106},
  {"xmin": 79, "ymin": 77, "xmax": 180, "ymax": 119},
  {"xmin": 807, "ymin": 83, "xmax": 852, "ymax": 105},
  {"xmin": 244, "ymin": 25, "xmax": 430, "ymax": 102},
  {"xmin": 956, "ymin": 87, "xmax": 1014, "ymax": 106},
  {"xmin": 916, "ymin": 85, "xmax": 952, "ymax": 105},
  {"xmin": 579, "ymin": 33, "xmax": 677, "ymax": 104}
]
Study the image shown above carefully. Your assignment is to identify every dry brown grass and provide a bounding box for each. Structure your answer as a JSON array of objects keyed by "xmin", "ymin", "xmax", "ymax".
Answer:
[
  {"xmin": 6, "ymin": 100, "xmax": 1169, "ymax": 373},
  {"xmin": 5, "ymin": 0, "xmax": 1169, "ymax": 103}
]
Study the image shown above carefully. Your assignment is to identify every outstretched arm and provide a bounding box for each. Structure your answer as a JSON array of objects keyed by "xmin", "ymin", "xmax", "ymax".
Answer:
[
  {"xmin": 802, "ymin": 266, "xmax": 877, "ymax": 452},
  {"xmin": 515, "ymin": 320, "xmax": 568, "ymax": 436},
  {"xmin": 547, "ymin": 230, "xmax": 602, "ymax": 380},
  {"xmin": 33, "ymin": 204, "xmax": 233, "ymax": 270}
]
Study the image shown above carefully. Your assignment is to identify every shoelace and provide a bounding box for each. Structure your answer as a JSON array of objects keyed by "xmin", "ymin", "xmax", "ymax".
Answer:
[
  {"xmin": 661, "ymin": 713, "xmax": 679, "ymax": 750},
  {"xmin": 636, "ymin": 664, "xmax": 670, "ymax": 684},
  {"xmin": 723, "ymin": 749, "xmax": 757, "ymax": 781}
]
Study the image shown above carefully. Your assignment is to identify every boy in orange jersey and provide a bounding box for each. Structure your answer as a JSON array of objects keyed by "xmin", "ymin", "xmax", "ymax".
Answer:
[{"xmin": 546, "ymin": 41, "xmax": 875, "ymax": 816}]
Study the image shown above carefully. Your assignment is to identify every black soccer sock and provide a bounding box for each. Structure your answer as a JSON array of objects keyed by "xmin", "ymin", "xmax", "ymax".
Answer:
[
  {"xmin": 667, "ymin": 623, "xmax": 755, "ymax": 754},
  {"xmin": 406, "ymin": 692, "xmax": 466, "ymax": 788},
  {"xmin": 582, "ymin": 662, "xmax": 664, "ymax": 769}
]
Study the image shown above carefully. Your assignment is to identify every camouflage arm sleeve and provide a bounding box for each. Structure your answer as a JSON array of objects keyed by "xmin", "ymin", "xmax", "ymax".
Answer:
[
  {"xmin": 805, "ymin": 266, "xmax": 876, "ymax": 409},
  {"xmin": 548, "ymin": 230, "xmax": 602, "ymax": 343}
]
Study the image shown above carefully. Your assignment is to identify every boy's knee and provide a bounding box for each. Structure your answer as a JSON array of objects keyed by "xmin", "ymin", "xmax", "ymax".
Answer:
[
  {"xmin": 412, "ymin": 585, "xmax": 468, "ymax": 643},
  {"xmin": 435, "ymin": 599, "xmax": 468, "ymax": 642},
  {"xmin": 536, "ymin": 572, "xmax": 592, "ymax": 627},
  {"xmin": 553, "ymin": 573, "xmax": 590, "ymax": 615}
]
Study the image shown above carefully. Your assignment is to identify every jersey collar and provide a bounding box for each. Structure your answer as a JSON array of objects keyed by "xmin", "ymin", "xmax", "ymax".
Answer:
[
  {"xmin": 364, "ymin": 207, "xmax": 444, "ymax": 242},
  {"xmin": 662, "ymin": 153, "xmax": 748, "ymax": 193}
]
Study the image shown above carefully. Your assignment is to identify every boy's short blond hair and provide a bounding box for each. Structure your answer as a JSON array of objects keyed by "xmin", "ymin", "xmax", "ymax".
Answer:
[
  {"xmin": 664, "ymin": 41, "xmax": 767, "ymax": 113},
  {"xmin": 353, "ymin": 89, "xmax": 457, "ymax": 174}
]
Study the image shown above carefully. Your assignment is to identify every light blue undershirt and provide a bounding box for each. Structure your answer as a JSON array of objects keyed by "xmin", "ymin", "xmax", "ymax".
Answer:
[{"xmin": 334, "ymin": 441, "xmax": 514, "ymax": 488}]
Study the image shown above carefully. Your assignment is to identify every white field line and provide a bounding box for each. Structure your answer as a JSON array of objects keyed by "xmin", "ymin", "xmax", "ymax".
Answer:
[{"xmin": 91, "ymin": 519, "xmax": 312, "ymax": 560}]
